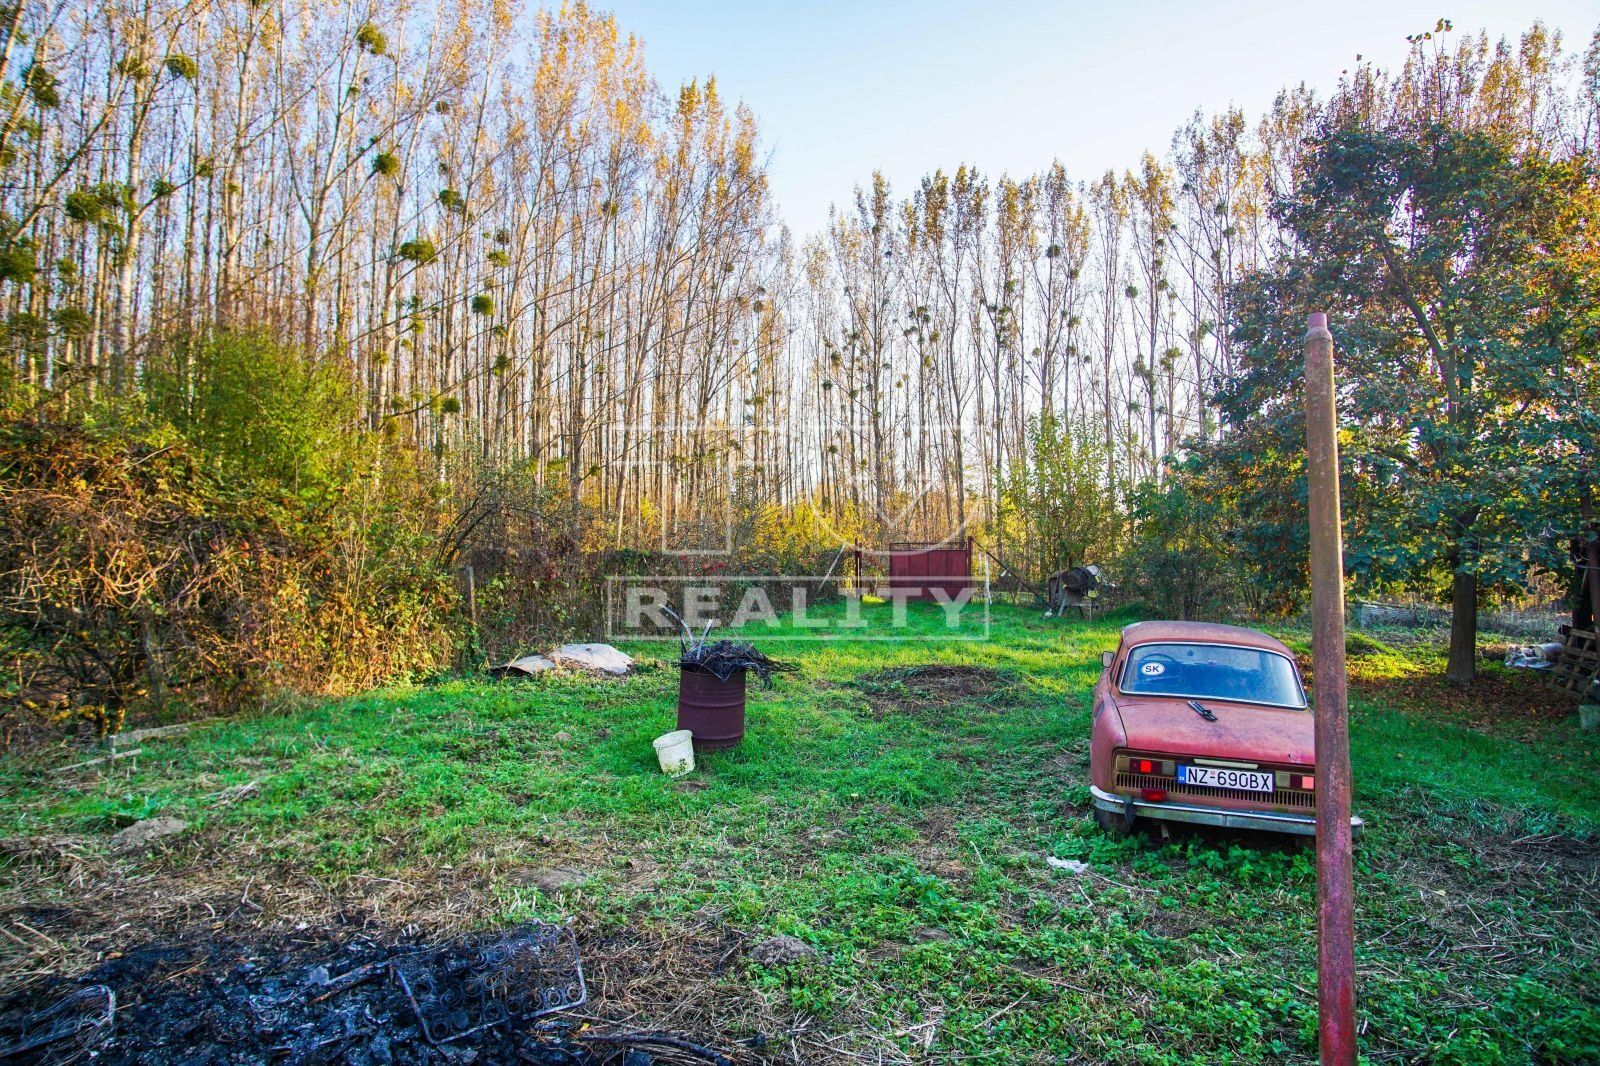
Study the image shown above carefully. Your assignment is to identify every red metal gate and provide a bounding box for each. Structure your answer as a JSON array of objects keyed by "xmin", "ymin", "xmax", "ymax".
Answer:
[{"xmin": 884, "ymin": 538, "xmax": 973, "ymax": 600}]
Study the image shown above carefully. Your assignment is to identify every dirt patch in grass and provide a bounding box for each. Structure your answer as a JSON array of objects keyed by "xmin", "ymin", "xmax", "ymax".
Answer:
[
  {"xmin": 866, "ymin": 927, "xmax": 952, "ymax": 962},
  {"xmin": 849, "ymin": 664, "xmax": 1018, "ymax": 718},
  {"xmin": 909, "ymin": 810, "xmax": 972, "ymax": 883},
  {"xmin": 1139, "ymin": 907, "xmax": 1212, "ymax": 942}
]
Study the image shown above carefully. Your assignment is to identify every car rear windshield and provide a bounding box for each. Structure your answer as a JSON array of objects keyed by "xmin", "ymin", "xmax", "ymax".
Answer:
[{"xmin": 1120, "ymin": 642, "xmax": 1306, "ymax": 708}]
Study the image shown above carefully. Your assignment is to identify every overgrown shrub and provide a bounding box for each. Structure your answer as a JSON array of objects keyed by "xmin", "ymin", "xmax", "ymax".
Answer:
[
  {"xmin": 144, "ymin": 329, "xmax": 358, "ymax": 498},
  {"xmin": 998, "ymin": 415, "xmax": 1120, "ymax": 582},
  {"xmin": 0, "ymin": 415, "xmax": 462, "ymax": 745},
  {"xmin": 0, "ymin": 331, "xmax": 462, "ymax": 746},
  {"xmin": 254, "ymin": 445, "xmax": 458, "ymax": 695},
  {"xmin": 441, "ymin": 462, "xmax": 605, "ymax": 662},
  {"xmin": 0, "ymin": 418, "xmax": 275, "ymax": 740},
  {"xmin": 1121, "ymin": 470, "xmax": 1257, "ymax": 621}
]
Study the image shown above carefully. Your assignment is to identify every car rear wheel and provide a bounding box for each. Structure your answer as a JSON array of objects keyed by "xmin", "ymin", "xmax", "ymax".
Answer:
[{"xmin": 1094, "ymin": 807, "xmax": 1130, "ymax": 837}]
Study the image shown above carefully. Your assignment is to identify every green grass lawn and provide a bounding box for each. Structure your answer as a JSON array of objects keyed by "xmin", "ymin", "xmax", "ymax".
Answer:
[{"xmin": 1, "ymin": 603, "xmax": 1597, "ymax": 1064}]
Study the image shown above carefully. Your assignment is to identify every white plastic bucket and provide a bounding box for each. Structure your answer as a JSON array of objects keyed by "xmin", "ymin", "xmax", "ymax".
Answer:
[{"xmin": 653, "ymin": 729, "xmax": 695, "ymax": 776}]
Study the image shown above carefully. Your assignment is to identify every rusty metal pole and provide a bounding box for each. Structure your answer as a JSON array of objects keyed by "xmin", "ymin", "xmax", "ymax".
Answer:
[{"xmin": 1304, "ymin": 311, "xmax": 1357, "ymax": 1065}]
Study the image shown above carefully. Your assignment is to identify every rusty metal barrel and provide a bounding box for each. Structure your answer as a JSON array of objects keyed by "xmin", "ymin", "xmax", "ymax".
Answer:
[{"xmin": 677, "ymin": 664, "xmax": 747, "ymax": 750}]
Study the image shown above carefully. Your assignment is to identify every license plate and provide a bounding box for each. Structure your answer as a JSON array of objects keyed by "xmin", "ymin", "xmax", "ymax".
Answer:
[{"xmin": 1178, "ymin": 765, "xmax": 1274, "ymax": 792}]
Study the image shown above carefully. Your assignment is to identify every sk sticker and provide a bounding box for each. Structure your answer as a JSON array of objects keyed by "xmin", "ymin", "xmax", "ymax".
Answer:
[{"xmin": 1140, "ymin": 661, "xmax": 1165, "ymax": 677}]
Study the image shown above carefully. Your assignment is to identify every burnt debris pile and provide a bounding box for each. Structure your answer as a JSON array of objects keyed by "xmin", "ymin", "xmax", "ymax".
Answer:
[
  {"xmin": 0, "ymin": 923, "xmax": 733, "ymax": 1065},
  {"xmin": 678, "ymin": 641, "xmax": 797, "ymax": 687},
  {"xmin": 392, "ymin": 924, "xmax": 585, "ymax": 1045}
]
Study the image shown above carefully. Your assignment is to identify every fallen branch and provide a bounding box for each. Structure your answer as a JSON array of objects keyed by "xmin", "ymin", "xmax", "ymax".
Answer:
[
  {"xmin": 306, "ymin": 961, "xmax": 387, "ymax": 1005},
  {"xmin": 573, "ymin": 1030, "xmax": 734, "ymax": 1065},
  {"xmin": 53, "ymin": 748, "xmax": 142, "ymax": 773},
  {"xmin": 110, "ymin": 722, "xmax": 193, "ymax": 747},
  {"xmin": 981, "ymin": 548, "xmax": 1047, "ymax": 604}
]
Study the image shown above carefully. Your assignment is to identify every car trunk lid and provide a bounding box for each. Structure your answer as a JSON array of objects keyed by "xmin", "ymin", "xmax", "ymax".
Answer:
[{"xmin": 1112, "ymin": 695, "xmax": 1313, "ymax": 765}]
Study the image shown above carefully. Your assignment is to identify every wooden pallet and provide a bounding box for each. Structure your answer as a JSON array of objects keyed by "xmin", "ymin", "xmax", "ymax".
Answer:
[{"xmin": 1548, "ymin": 628, "xmax": 1600, "ymax": 701}]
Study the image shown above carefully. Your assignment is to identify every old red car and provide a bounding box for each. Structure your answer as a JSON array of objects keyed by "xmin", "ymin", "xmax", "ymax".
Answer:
[{"xmin": 1090, "ymin": 620, "xmax": 1363, "ymax": 838}]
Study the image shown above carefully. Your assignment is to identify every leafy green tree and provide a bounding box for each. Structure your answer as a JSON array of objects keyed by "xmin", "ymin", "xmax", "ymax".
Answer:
[
  {"xmin": 144, "ymin": 331, "xmax": 359, "ymax": 500},
  {"xmin": 1123, "ymin": 465, "xmax": 1252, "ymax": 620},
  {"xmin": 999, "ymin": 415, "xmax": 1120, "ymax": 581},
  {"xmin": 1217, "ymin": 121, "xmax": 1600, "ymax": 681}
]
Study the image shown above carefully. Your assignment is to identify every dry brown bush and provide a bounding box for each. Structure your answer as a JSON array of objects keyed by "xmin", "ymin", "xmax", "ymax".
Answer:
[{"xmin": 0, "ymin": 418, "xmax": 459, "ymax": 746}]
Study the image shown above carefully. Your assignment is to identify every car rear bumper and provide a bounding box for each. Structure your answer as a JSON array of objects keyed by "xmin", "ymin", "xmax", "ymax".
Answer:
[{"xmin": 1090, "ymin": 785, "xmax": 1364, "ymax": 837}]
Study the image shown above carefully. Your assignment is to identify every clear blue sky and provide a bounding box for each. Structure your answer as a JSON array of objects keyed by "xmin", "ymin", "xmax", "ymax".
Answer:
[{"xmin": 602, "ymin": 1, "xmax": 1598, "ymax": 235}]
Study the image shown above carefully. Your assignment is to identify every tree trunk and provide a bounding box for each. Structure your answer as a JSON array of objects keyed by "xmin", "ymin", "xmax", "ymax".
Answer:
[
  {"xmin": 1579, "ymin": 494, "xmax": 1600, "ymax": 633},
  {"xmin": 1587, "ymin": 536, "xmax": 1600, "ymax": 632},
  {"xmin": 1574, "ymin": 532, "xmax": 1600, "ymax": 633},
  {"xmin": 1445, "ymin": 568, "xmax": 1478, "ymax": 684}
]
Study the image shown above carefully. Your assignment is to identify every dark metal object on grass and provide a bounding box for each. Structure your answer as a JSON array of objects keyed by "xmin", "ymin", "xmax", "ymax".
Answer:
[
  {"xmin": 663, "ymin": 604, "xmax": 797, "ymax": 752},
  {"xmin": 678, "ymin": 663, "xmax": 749, "ymax": 750},
  {"xmin": 1046, "ymin": 564, "xmax": 1108, "ymax": 616},
  {"xmin": 676, "ymin": 640, "xmax": 797, "ymax": 750},
  {"xmin": 0, "ymin": 984, "xmax": 115, "ymax": 1061}
]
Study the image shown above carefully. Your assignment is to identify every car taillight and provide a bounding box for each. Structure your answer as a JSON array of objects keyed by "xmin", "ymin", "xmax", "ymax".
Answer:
[
  {"xmin": 1141, "ymin": 788, "xmax": 1167, "ymax": 802},
  {"xmin": 1295, "ymin": 774, "xmax": 1315, "ymax": 790},
  {"xmin": 1117, "ymin": 753, "xmax": 1176, "ymax": 775}
]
